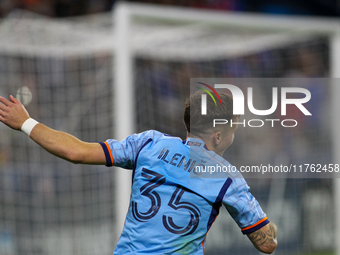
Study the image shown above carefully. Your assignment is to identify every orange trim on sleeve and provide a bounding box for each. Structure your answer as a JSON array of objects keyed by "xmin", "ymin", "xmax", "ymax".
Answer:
[
  {"xmin": 241, "ymin": 217, "xmax": 268, "ymax": 232},
  {"xmin": 104, "ymin": 142, "xmax": 114, "ymax": 165}
]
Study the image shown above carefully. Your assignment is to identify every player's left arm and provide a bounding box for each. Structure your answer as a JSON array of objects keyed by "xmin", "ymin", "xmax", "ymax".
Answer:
[
  {"xmin": 246, "ymin": 222, "xmax": 278, "ymax": 254},
  {"xmin": 222, "ymin": 176, "xmax": 278, "ymax": 254},
  {"xmin": 0, "ymin": 95, "xmax": 106, "ymax": 165}
]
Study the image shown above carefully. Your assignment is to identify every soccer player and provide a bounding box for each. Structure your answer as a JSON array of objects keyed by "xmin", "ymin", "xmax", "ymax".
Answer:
[{"xmin": 0, "ymin": 92, "xmax": 277, "ymax": 254}]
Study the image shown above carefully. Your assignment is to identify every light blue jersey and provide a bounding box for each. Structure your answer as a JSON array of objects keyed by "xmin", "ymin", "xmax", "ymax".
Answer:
[{"xmin": 100, "ymin": 130, "xmax": 269, "ymax": 255}]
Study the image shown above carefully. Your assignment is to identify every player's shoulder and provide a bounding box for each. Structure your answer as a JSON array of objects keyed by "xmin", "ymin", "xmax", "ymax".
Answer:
[{"xmin": 138, "ymin": 130, "xmax": 183, "ymax": 143}]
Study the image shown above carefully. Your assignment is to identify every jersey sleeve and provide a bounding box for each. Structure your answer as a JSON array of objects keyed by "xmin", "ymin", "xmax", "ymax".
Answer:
[
  {"xmin": 222, "ymin": 178, "xmax": 269, "ymax": 235},
  {"xmin": 99, "ymin": 130, "xmax": 163, "ymax": 169}
]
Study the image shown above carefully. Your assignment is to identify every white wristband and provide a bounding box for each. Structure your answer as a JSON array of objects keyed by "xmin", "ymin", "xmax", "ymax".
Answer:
[{"xmin": 21, "ymin": 118, "xmax": 39, "ymax": 137}]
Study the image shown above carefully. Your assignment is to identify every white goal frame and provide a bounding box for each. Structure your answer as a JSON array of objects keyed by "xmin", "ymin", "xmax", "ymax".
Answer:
[{"xmin": 113, "ymin": 2, "xmax": 340, "ymax": 253}]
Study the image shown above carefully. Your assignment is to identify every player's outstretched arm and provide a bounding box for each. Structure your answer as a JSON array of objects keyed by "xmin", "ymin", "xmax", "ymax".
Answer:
[
  {"xmin": 246, "ymin": 222, "xmax": 277, "ymax": 254},
  {"xmin": 0, "ymin": 95, "xmax": 106, "ymax": 165}
]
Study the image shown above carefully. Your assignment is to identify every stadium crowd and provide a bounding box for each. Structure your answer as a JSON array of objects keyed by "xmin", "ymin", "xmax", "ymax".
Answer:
[
  {"xmin": 0, "ymin": 1, "xmax": 335, "ymax": 254},
  {"xmin": 0, "ymin": 0, "xmax": 338, "ymax": 18}
]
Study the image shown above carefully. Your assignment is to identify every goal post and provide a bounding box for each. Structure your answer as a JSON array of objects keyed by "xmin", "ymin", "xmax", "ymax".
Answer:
[
  {"xmin": 330, "ymin": 32, "xmax": 340, "ymax": 255},
  {"xmin": 113, "ymin": 2, "xmax": 340, "ymax": 254},
  {"xmin": 113, "ymin": 2, "xmax": 134, "ymax": 237}
]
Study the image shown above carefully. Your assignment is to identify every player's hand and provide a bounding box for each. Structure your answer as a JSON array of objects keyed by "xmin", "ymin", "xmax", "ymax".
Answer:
[{"xmin": 0, "ymin": 95, "xmax": 30, "ymax": 130}]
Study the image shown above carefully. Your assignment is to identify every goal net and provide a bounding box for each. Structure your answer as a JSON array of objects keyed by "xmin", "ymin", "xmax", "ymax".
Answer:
[
  {"xmin": 0, "ymin": 3, "xmax": 339, "ymax": 255},
  {"xmin": 0, "ymin": 10, "xmax": 115, "ymax": 255}
]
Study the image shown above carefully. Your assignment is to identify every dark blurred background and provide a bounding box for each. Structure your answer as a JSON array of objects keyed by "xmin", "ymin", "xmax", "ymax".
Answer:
[{"xmin": 0, "ymin": 0, "xmax": 339, "ymax": 18}]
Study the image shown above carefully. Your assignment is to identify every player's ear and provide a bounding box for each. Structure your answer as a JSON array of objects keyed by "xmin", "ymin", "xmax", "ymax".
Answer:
[{"xmin": 212, "ymin": 130, "xmax": 222, "ymax": 145}]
